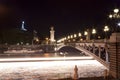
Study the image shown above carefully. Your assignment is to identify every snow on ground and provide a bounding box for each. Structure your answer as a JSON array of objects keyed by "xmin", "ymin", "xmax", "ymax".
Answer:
[{"xmin": 0, "ymin": 60, "xmax": 106, "ymax": 80}]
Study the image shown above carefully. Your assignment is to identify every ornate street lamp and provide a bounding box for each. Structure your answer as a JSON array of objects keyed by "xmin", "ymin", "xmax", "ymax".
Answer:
[
  {"xmin": 109, "ymin": 8, "xmax": 120, "ymax": 32},
  {"xmin": 92, "ymin": 28, "xmax": 96, "ymax": 42},
  {"xmin": 109, "ymin": 8, "xmax": 120, "ymax": 18},
  {"xmin": 104, "ymin": 26, "xmax": 109, "ymax": 42}
]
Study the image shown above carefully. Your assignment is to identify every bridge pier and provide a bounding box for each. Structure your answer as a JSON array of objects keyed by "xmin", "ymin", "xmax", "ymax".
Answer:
[{"xmin": 109, "ymin": 33, "xmax": 120, "ymax": 79}]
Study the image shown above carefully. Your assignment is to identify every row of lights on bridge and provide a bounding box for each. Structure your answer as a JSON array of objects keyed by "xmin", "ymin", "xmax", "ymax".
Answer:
[
  {"xmin": 57, "ymin": 8, "xmax": 120, "ymax": 43},
  {"xmin": 57, "ymin": 26, "xmax": 109, "ymax": 43}
]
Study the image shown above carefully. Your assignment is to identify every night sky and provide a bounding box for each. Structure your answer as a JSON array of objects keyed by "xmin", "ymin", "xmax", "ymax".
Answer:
[{"xmin": 0, "ymin": 0, "xmax": 120, "ymax": 39}]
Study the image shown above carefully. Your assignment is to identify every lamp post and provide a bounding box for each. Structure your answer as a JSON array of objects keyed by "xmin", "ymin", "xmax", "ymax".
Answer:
[
  {"xmin": 91, "ymin": 28, "xmax": 96, "ymax": 53},
  {"xmin": 109, "ymin": 8, "xmax": 120, "ymax": 32},
  {"xmin": 84, "ymin": 31, "xmax": 88, "ymax": 36},
  {"xmin": 70, "ymin": 35, "xmax": 73, "ymax": 39},
  {"xmin": 70, "ymin": 35, "xmax": 73, "ymax": 42},
  {"xmin": 78, "ymin": 32, "xmax": 82, "ymax": 37},
  {"xmin": 73, "ymin": 34, "xmax": 77, "ymax": 42},
  {"xmin": 74, "ymin": 34, "xmax": 77, "ymax": 38},
  {"xmin": 78, "ymin": 32, "xmax": 82, "ymax": 42},
  {"xmin": 104, "ymin": 26, "xmax": 109, "ymax": 42},
  {"xmin": 68, "ymin": 35, "xmax": 70, "ymax": 39},
  {"xmin": 84, "ymin": 31, "xmax": 88, "ymax": 41},
  {"xmin": 92, "ymin": 28, "xmax": 96, "ymax": 42},
  {"xmin": 67, "ymin": 35, "xmax": 70, "ymax": 42}
]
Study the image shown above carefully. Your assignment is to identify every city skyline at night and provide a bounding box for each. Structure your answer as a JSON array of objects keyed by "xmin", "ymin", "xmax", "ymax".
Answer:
[
  {"xmin": 0, "ymin": 0, "xmax": 120, "ymax": 40},
  {"xmin": 0, "ymin": 1, "xmax": 120, "ymax": 79}
]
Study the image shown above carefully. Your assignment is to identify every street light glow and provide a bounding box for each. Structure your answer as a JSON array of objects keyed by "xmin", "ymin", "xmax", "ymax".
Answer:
[
  {"xmin": 118, "ymin": 22, "xmax": 120, "ymax": 26},
  {"xmin": 68, "ymin": 36, "xmax": 70, "ymax": 39},
  {"xmin": 70, "ymin": 35, "xmax": 73, "ymax": 38},
  {"xmin": 64, "ymin": 37, "xmax": 67, "ymax": 40},
  {"xmin": 114, "ymin": 8, "xmax": 119, "ymax": 13},
  {"xmin": 36, "ymin": 39, "xmax": 39, "ymax": 42},
  {"xmin": 109, "ymin": 14, "xmax": 112, "ymax": 18},
  {"xmin": 109, "ymin": 8, "xmax": 120, "ymax": 19},
  {"xmin": 104, "ymin": 26, "xmax": 109, "ymax": 32},
  {"xmin": 109, "ymin": 8, "xmax": 120, "ymax": 32},
  {"xmin": 92, "ymin": 29, "xmax": 96, "ymax": 34},
  {"xmin": 74, "ymin": 34, "xmax": 77, "ymax": 38},
  {"xmin": 22, "ymin": 21, "xmax": 24, "ymax": 24},
  {"xmin": 84, "ymin": 31, "xmax": 88, "ymax": 36},
  {"xmin": 78, "ymin": 33, "xmax": 82, "ymax": 37}
]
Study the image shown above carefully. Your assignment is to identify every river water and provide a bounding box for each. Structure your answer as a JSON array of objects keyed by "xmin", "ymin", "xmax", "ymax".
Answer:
[{"xmin": 0, "ymin": 59, "xmax": 106, "ymax": 80}]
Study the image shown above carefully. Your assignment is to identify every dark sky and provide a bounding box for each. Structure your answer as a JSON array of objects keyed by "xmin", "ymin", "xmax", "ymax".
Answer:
[{"xmin": 0, "ymin": 0, "xmax": 120, "ymax": 39}]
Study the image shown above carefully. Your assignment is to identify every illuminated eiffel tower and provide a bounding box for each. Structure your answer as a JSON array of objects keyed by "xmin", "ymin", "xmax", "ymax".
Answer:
[{"xmin": 21, "ymin": 21, "xmax": 27, "ymax": 31}]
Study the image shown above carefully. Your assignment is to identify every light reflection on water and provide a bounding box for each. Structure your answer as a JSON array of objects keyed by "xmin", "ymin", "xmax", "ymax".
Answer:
[{"xmin": 0, "ymin": 60, "xmax": 106, "ymax": 79}]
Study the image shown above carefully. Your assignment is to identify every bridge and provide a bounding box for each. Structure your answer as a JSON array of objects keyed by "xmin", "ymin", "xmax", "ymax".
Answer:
[
  {"xmin": 0, "ymin": 32, "xmax": 119, "ymax": 79},
  {"xmin": 56, "ymin": 41, "xmax": 109, "ymax": 69},
  {"xmin": 56, "ymin": 32, "xmax": 120, "ymax": 79}
]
